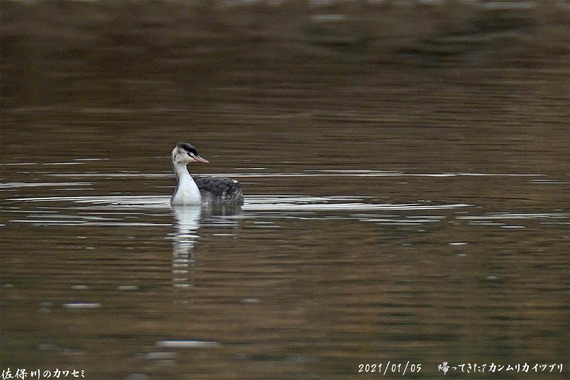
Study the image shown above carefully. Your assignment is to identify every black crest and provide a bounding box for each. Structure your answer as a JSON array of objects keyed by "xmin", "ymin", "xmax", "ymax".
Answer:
[{"xmin": 177, "ymin": 142, "xmax": 198, "ymax": 156}]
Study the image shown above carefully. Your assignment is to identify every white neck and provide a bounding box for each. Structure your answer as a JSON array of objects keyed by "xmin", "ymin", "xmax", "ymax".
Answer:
[{"xmin": 171, "ymin": 162, "xmax": 201, "ymax": 205}]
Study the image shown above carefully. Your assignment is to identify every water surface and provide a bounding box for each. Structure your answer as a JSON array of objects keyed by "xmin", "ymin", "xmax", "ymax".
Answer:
[{"xmin": 1, "ymin": 156, "xmax": 568, "ymax": 379}]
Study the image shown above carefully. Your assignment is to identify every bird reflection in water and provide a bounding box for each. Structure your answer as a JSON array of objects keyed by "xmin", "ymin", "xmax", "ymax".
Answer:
[
  {"xmin": 171, "ymin": 204, "xmax": 243, "ymax": 300},
  {"xmin": 171, "ymin": 206, "xmax": 201, "ymax": 298}
]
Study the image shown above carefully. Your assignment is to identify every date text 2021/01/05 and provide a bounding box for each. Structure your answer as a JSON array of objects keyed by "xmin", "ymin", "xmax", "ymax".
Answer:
[{"xmin": 358, "ymin": 361, "xmax": 421, "ymax": 375}]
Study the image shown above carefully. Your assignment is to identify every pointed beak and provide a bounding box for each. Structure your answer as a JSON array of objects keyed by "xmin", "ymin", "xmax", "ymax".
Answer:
[{"xmin": 194, "ymin": 155, "xmax": 209, "ymax": 163}]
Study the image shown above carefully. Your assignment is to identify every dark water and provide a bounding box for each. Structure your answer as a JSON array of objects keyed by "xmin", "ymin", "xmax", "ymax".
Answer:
[{"xmin": 1, "ymin": 2, "xmax": 569, "ymax": 379}]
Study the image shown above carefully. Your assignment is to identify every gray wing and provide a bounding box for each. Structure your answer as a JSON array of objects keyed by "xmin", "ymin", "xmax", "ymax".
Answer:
[{"xmin": 193, "ymin": 175, "xmax": 244, "ymax": 205}]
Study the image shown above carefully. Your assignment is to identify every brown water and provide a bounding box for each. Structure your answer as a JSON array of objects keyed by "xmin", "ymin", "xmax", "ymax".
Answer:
[{"xmin": 1, "ymin": 2, "xmax": 569, "ymax": 379}]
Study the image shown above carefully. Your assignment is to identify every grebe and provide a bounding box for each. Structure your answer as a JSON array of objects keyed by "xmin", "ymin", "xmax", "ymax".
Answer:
[{"xmin": 171, "ymin": 142, "xmax": 244, "ymax": 206}]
